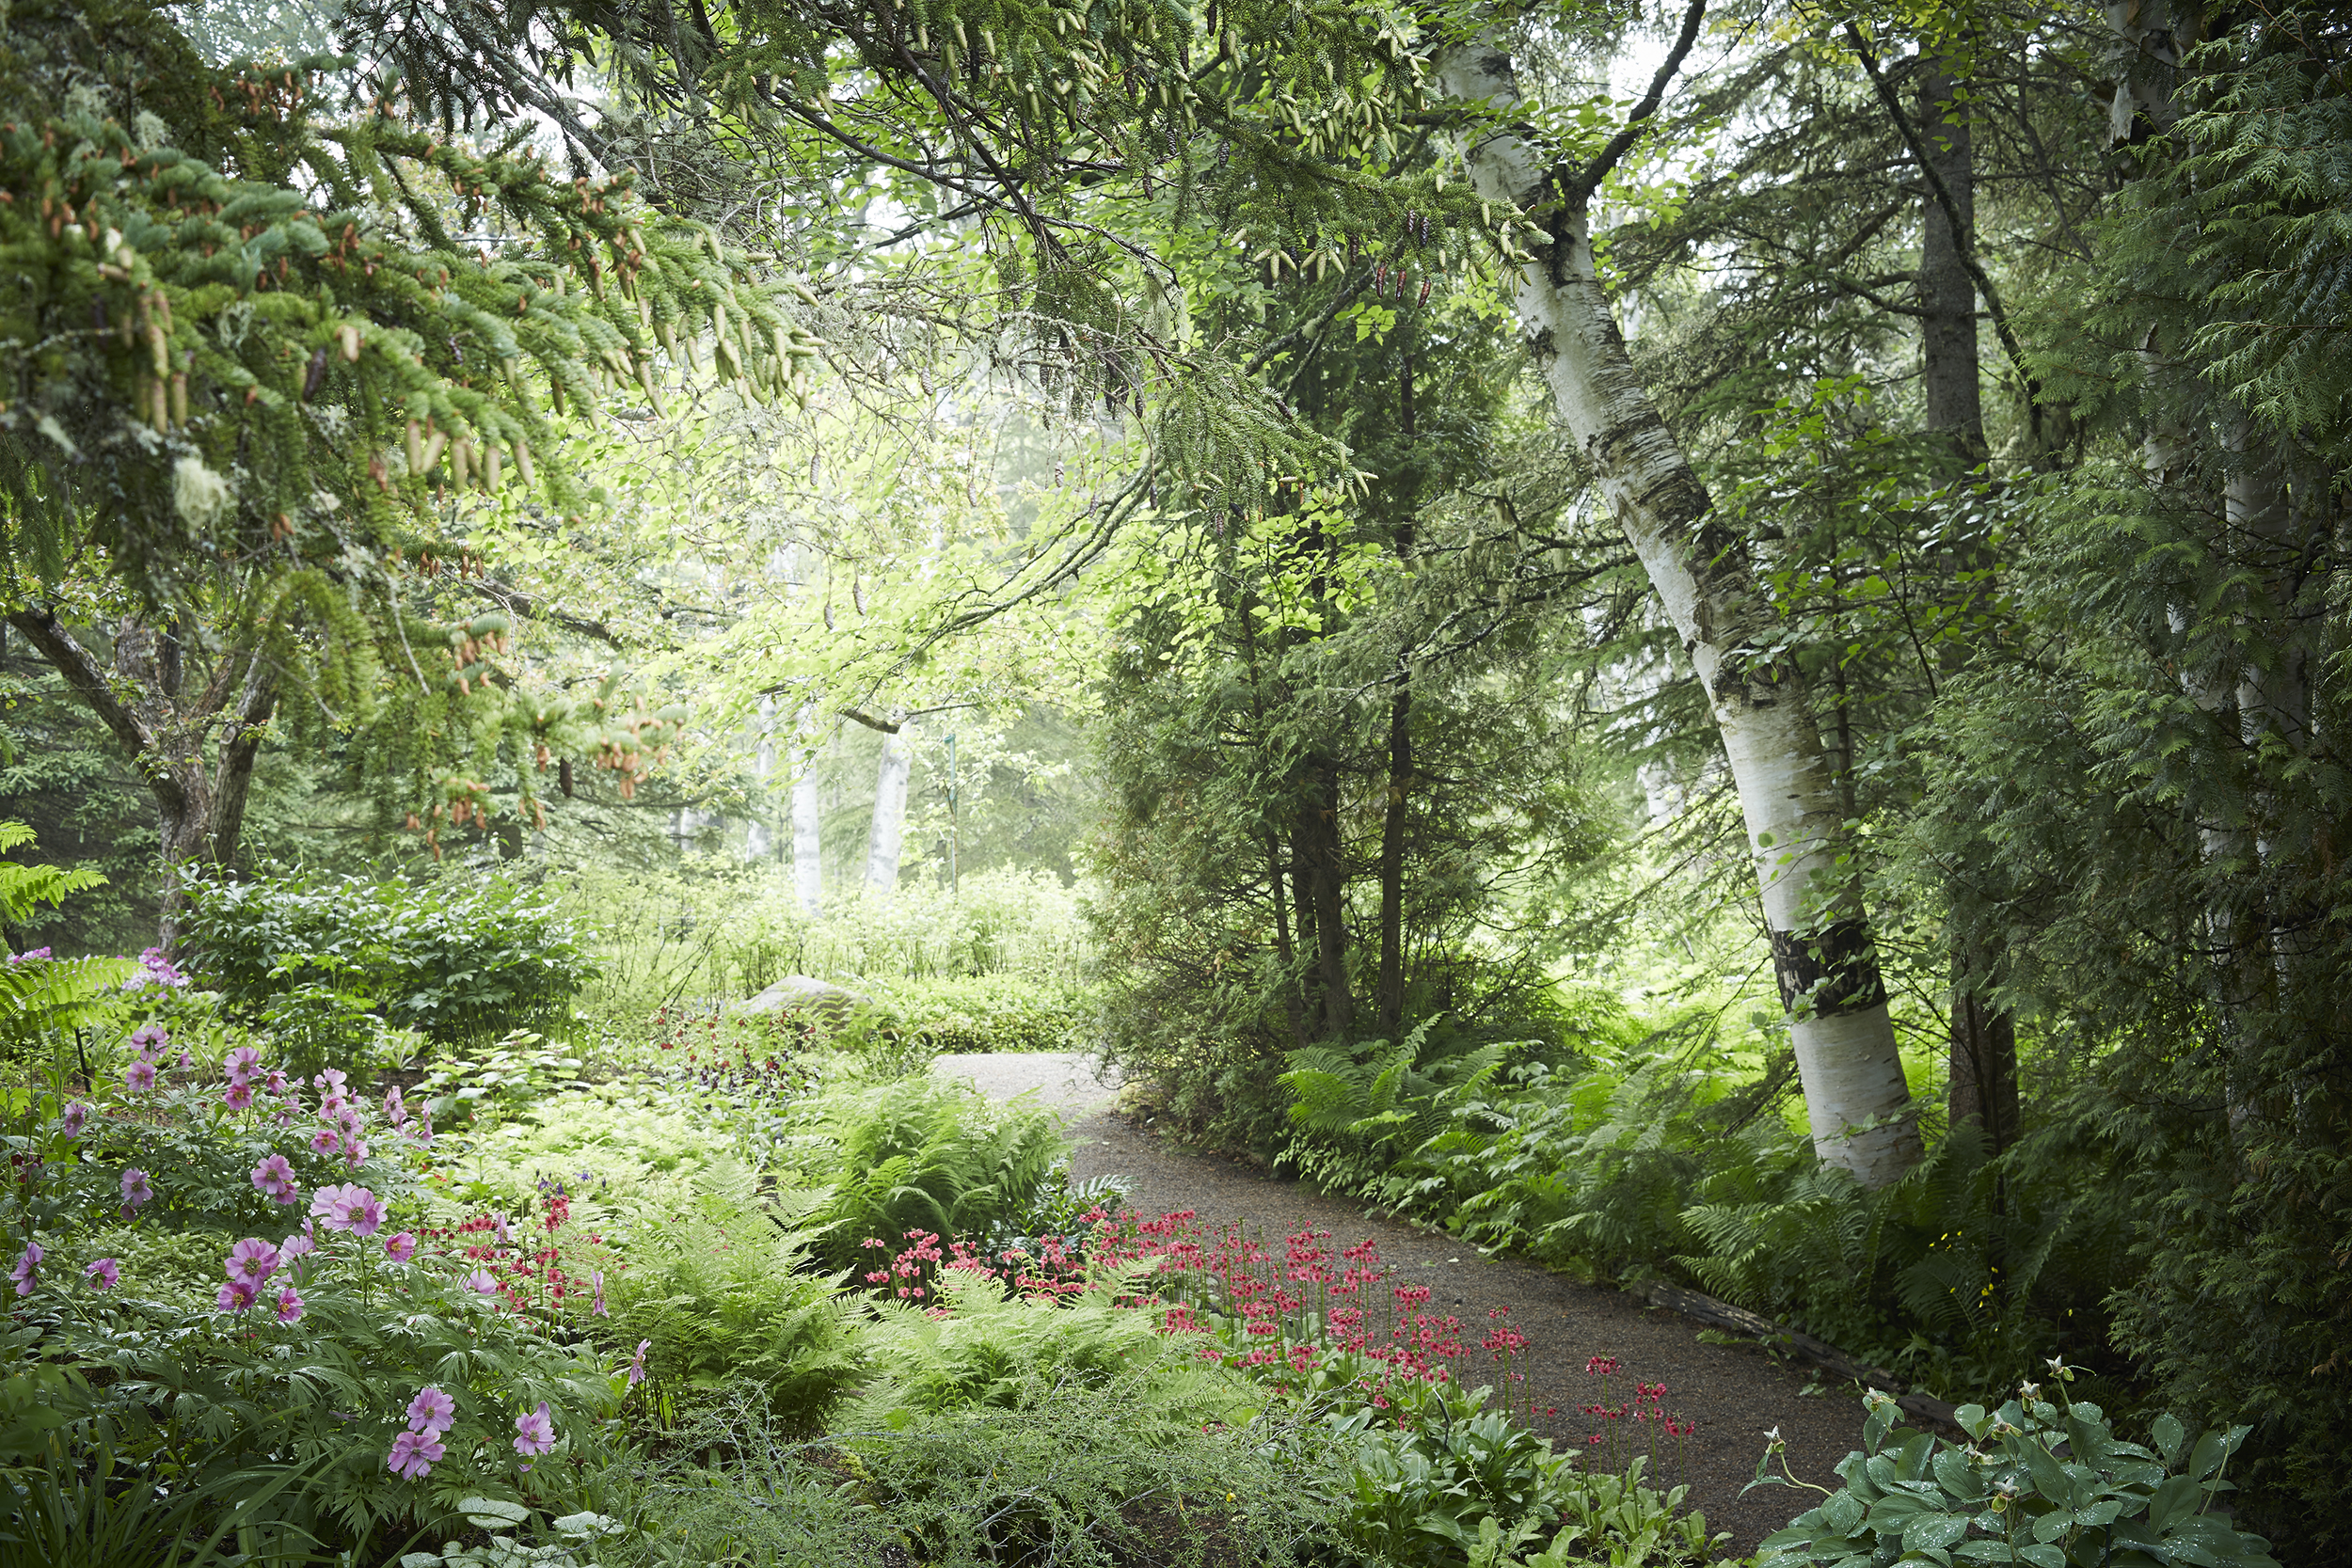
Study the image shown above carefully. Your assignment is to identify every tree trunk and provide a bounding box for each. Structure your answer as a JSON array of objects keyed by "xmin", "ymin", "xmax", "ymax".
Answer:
[
  {"xmin": 1297, "ymin": 755, "xmax": 1353, "ymax": 1041},
  {"xmin": 1916, "ymin": 54, "xmax": 1985, "ymax": 463},
  {"xmin": 1438, "ymin": 35, "xmax": 1920, "ymax": 1185},
  {"xmin": 1267, "ymin": 832, "xmax": 1307, "ymax": 1047},
  {"xmin": 7, "ymin": 608, "xmax": 278, "ymax": 951},
  {"xmin": 863, "ymin": 726, "xmax": 913, "ymax": 892},
  {"xmin": 791, "ymin": 705, "xmax": 824, "ymax": 914},
  {"xmin": 1916, "ymin": 43, "xmax": 2022, "ymax": 1154},
  {"xmin": 1376, "ymin": 353, "xmax": 1418, "ymax": 1037}
]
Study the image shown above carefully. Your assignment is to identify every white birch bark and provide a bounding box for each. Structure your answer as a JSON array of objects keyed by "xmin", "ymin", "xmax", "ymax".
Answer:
[
  {"xmin": 1438, "ymin": 36, "xmax": 1920, "ymax": 1185},
  {"xmin": 792, "ymin": 766, "xmax": 824, "ymax": 915},
  {"xmin": 863, "ymin": 726, "xmax": 914, "ymax": 893}
]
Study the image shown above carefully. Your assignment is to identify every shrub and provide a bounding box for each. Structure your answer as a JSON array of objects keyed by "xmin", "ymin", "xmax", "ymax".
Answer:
[{"xmin": 182, "ymin": 872, "xmax": 596, "ymax": 1049}]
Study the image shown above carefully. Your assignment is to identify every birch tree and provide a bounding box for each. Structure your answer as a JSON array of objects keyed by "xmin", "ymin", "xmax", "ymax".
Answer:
[{"xmin": 1437, "ymin": 6, "xmax": 1921, "ymax": 1184}]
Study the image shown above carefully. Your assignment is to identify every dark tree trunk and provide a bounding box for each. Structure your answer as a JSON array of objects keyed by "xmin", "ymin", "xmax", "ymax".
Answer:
[
  {"xmin": 1947, "ymin": 930, "xmax": 2019, "ymax": 1160},
  {"xmin": 1376, "ymin": 353, "xmax": 1418, "ymax": 1037},
  {"xmin": 1298, "ymin": 755, "xmax": 1352, "ymax": 1040},
  {"xmin": 8, "ymin": 608, "xmax": 278, "ymax": 951},
  {"xmin": 1915, "ymin": 46, "xmax": 2023, "ymax": 1153},
  {"xmin": 1916, "ymin": 54, "xmax": 1985, "ymax": 463}
]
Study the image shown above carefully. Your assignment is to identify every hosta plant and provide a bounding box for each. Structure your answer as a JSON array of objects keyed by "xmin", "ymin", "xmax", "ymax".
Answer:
[{"xmin": 1752, "ymin": 1371, "xmax": 2279, "ymax": 1567}]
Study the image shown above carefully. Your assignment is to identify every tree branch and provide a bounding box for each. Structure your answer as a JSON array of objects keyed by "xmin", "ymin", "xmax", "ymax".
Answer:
[
  {"xmin": 5, "ymin": 607, "xmax": 184, "ymax": 821},
  {"xmin": 1564, "ymin": 0, "xmax": 1709, "ymax": 207}
]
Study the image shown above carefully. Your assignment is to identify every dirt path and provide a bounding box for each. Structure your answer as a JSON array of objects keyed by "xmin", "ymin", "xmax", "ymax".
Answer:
[{"xmin": 935, "ymin": 1053, "xmax": 1866, "ymax": 1557}]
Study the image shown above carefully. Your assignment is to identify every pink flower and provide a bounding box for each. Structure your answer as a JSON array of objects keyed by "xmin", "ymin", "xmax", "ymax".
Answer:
[
  {"xmin": 310, "ymin": 1183, "xmax": 383, "ymax": 1237},
  {"xmin": 84, "ymin": 1258, "xmax": 119, "ymax": 1290},
  {"xmin": 275, "ymin": 1287, "xmax": 304, "ymax": 1322},
  {"xmin": 512, "ymin": 1402, "xmax": 555, "ymax": 1457},
  {"xmin": 225, "ymin": 1238, "xmax": 280, "ymax": 1286},
  {"xmin": 308, "ymin": 1127, "xmax": 340, "ymax": 1156},
  {"xmin": 221, "ymin": 1083, "xmax": 255, "ymax": 1111},
  {"xmin": 123, "ymin": 1060, "xmax": 156, "ymax": 1095},
  {"xmin": 60, "ymin": 1101, "xmax": 89, "ymax": 1137},
  {"xmin": 406, "ymin": 1386, "xmax": 457, "ymax": 1433},
  {"xmin": 279, "ymin": 1226, "xmax": 317, "ymax": 1266},
  {"xmin": 385, "ymin": 1232, "xmax": 417, "ymax": 1263},
  {"xmin": 215, "ymin": 1280, "xmax": 259, "ymax": 1313},
  {"xmin": 342, "ymin": 1138, "xmax": 368, "ymax": 1168},
  {"xmin": 628, "ymin": 1340, "xmax": 650, "ymax": 1387},
  {"xmin": 384, "ymin": 1085, "xmax": 407, "ymax": 1127},
  {"xmin": 462, "ymin": 1269, "xmax": 499, "ymax": 1294},
  {"xmin": 251, "ymin": 1155, "xmax": 298, "ymax": 1204},
  {"xmin": 8, "ymin": 1243, "xmax": 40, "ymax": 1296},
  {"xmin": 265, "ymin": 1069, "xmax": 288, "ymax": 1094},
  {"xmin": 314, "ymin": 1069, "xmax": 347, "ymax": 1095},
  {"xmin": 591, "ymin": 1269, "xmax": 607, "ymax": 1317},
  {"xmin": 120, "ymin": 1168, "xmax": 153, "ymax": 1211},
  {"xmin": 386, "ymin": 1428, "xmax": 444, "ymax": 1481},
  {"xmin": 225, "ymin": 1046, "xmax": 262, "ymax": 1086},
  {"xmin": 129, "ymin": 1022, "xmax": 167, "ymax": 1057}
]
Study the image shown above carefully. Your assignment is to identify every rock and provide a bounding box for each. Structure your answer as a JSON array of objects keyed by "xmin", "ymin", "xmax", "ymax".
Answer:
[{"xmin": 735, "ymin": 975, "xmax": 872, "ymax": 1032}]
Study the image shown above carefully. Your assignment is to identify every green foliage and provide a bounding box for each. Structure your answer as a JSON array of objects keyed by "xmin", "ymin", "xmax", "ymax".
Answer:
[
  {"xmin": 600, "ymin": 1167, "xmax": 859, "ymax": 1421},
  {"xmin": 1756, "ymin": 1385, "xmax": 2278, "ymax": 1568},
  {"xmin": 1277, "ymin": 1019, "xmax": 2126, "ymax": 1401},
  {"xmin": 183, "ymin": 873, "xmax": 595, "ymax": 1048},
  {"xmin": 807, "ymin": 1077, "xmax": 1065, "ymax": 1270},
  {"xmin": 882, "ymin": 973, "xmax": 1099, "ymax": 1054}
]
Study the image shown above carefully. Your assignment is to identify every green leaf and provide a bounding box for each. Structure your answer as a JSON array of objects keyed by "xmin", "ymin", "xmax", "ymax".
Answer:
[
  {"xmin": 2149, "ymin": 1414, "xmax": 2185, "ymax": 1465},
  {"xmin": 1933, "ymin": 1449, "xmax": 1987, "ymax": 1501},
  {"xmin": 1903, "ymin": 1513, "xmax": 1972, "ymax": 1554},
  {"xmin": 1821, "ymin": 1490, "xmax": 1866, "ymax": 1535},
  {"xmin": 460, "ymin": 1497, "xmax": 532, "ymax": 1528},
  {"xmin": 2014, "ymin": 1546, "xmax": 2066, "ymax": 1568}
]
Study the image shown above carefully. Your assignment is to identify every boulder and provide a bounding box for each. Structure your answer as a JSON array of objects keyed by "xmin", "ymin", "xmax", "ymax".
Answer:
[{"xmin": 735, "ymin": 975, "xmax": 872, "ymax": 1032}]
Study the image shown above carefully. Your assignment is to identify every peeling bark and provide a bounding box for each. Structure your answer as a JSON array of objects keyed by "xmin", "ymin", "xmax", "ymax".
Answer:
[{"xmin": 1438, "ymin": 30, "xmax": 1921, "ymax": 1184}]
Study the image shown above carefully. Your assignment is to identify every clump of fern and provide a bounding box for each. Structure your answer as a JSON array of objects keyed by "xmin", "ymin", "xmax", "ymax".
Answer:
[{"xmin": 805, "ymin": 1077, "xmax": 1066, "ymax": 1271}]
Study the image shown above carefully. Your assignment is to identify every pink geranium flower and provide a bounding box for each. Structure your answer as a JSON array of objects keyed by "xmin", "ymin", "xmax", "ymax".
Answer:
[
  {"xmin": 384, "ymin": 1085, "xmax": 407, "ymax": 1127},
  {"xmin": 250, "ymin": 1155, "xmax": 298, "ymax": 1204},
  {"xmin": 591, "ymin": 1269, "xmax": 608, "ymax": 1317},
  {"xmin": 120, "ymin": 1168, "xmax": 153, "ymax": 1211},
  {"xmin": 387, "ymin": 1429, "xmax": 444, "ymax": 1481},
  {"xmin": 342, "ymin": 1138, "xmax": 368, "ymax": 1168},
  {"xmin": 225, "ymin": 1238, "xmax": 279, "ymax": 1287},
  {"xmin": 8, "ymin": 1243, "xmax": 40, "ymax": 1297},
  {"xmin": 627, "ymin": 1340, "xmax": 650, "ymax": 1387},
  {"xmin": 280, "ymin": 1225, "xmax": 317, "ymax": 1267},
  {"xmin": 310, "ymin": 1183, "xmax": 384, "ymax": 1237},
  {"xmin": 308, "ymin": 1127, "xmax": 340, "ymax": 1156},
  {"xmin": 60, "ymin": 1101, "xmax": 89, "ymax": 1137},
  {"xmin": 123, "ymin": 1060, "xmax": 156, "ymax": 1094},
  {"xmin": 462, "ymin": 1268, "xmax": 499, "ymax": 1294},
  {"xmin": 275, "ymin": 1287, "xmax": 304, "ymax": 1323},
  {"xmin": 215, "ymin": 1280, "xmax": 259, "ymax": 1313},
  {"xmin": 385, "ymin": 1232, "xmax": 417, "ymax": 1263},
  {"xmin": 221, "ymin": 1083, "xmax": 255, "ymax": 1112},
  {"xmin": 513, "ymin": 1402, "xmax": 555, "ymax": 1457},
  {"xmin": 406, "ymin": 1386, "xmax": 457, "ymax": 1433},
  {"xmin": 85, "ymin": 1258, "xmax": 119, "ymax": 1290},
  {"xmin": 225, "ymin": 1046, "xmax": 262, "ymax": 1086},
  {"xmin": 129, "ymin": 1022, "xmax": 168, "ymax": 1058}
]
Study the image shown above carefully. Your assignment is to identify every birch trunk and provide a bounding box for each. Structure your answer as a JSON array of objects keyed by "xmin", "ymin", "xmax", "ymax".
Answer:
[
  {"xmin": 1438, "ymin": 37, "xmax": 1920, "ymax": 1184},
  {"xmin": 863, "ymin": 727, "xmax": 913, "ymax": 892},
  {"xmin": 790, "ymin": 704, "xmax": 824, "ymax": 914}
]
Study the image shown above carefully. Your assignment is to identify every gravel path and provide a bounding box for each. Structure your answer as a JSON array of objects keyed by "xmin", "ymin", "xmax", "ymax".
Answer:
[{"xmin": 942, "ymin": 1053, "xmax": 1863, "ymax": 1557}]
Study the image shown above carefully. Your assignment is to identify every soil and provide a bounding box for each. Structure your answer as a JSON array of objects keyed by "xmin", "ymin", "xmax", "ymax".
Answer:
[{"xmin": 938, "ymin": 1053, "xmax": 1865, "ymax": 1559}]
